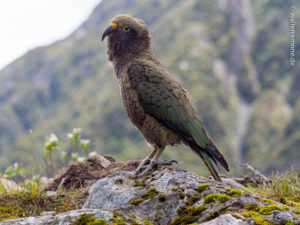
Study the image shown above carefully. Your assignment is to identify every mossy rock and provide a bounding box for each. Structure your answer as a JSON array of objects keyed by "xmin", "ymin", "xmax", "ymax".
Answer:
[
  {"xmin": 170, "ymin": 205, "xmax": 208, "ymax": 225},
  {"xmin": 186, "ymin": 193, "xmax": 201, "ymax": 205},
  {"xmin": 228, "ymin": 189, "xmax": 243, "ymax": 197},
  {"xmin": 158, "ymin": 193, "xmax": 167, "ymax": 202},
  {"xmin": 204, "ymin": 194, "xmax": 231, "ymax": 204},
  {"xmin": 74, "ymin": 214, "xmax": 107, "ymax": 225},
  {"xmin": 242, "ymin": 211, "xmax": 272, "ymax": 225},
  {"xmin": 129, "ymin": 198, "xmax": 144, "ymax": 206},
  {"xmin": 258, "ymin": 205, "xmax": 289, "ymax": 215},
  {"xmin": 196, "ymin": 184, "xmax": 210, "ymax": 192},
  {"xmin": 244, "ymin": 203, "xmax": 260, "ymax": 210},
  {"xmin": 141, "ymin": 188, "xmax": 158, "ymax": 200}
]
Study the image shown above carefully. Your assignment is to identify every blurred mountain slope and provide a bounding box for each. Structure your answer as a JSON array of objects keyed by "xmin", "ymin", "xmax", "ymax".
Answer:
[{"xmin": 0, "ymin": 0, "xmax": 298, "ymax": 174}]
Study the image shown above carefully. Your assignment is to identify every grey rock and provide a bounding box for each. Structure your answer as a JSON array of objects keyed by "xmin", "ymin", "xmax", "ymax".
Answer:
[
  {"xmin": 200, "ymin": 214, "xmax": 247, "ymax": 225},
  {"xmin": 1, "ymin": 209, "xmax": 113, "ymax": 225},
  {"xmin": 82, "ymin": 171, "xmax": 142, "ymax": 209},
  {"xmin": 3, "ymin": 167, "xmax": 300, "ymax": 225},
  {"xmin": 41, "ymin": 211, "xmax": 56, "ymax": 216},
  {"xmin": 273, "ymin": 210, "xmax": 294, "ymax": 225}
]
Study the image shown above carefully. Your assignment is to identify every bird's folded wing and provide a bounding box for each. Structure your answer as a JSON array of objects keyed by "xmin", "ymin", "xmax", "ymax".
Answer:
[{"xmin": 127, "ymin": 60, "xmax": 210, "ymax": 149}]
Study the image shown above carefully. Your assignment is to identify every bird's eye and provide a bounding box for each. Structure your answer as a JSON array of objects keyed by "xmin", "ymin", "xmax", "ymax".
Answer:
[{"xmin": 123, "ymin": 26, "xmax": 130, "ymax": 32}]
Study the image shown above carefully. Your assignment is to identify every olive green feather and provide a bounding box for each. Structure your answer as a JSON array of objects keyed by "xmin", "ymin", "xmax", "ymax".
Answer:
[{"xmin": 128, "ymin": 60, "xmax": 229, "ymax": 178}]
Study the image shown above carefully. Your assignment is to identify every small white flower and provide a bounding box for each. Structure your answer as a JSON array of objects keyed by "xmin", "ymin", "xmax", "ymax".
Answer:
[
  {"xmin": 71, "ymin": 153, "xmax": 78, "ymax": 162},
  {"xmin": 49, "ymin": 133, "xmax": 58, "ymax": 143},
  {"xmin": 61, "ymin": 151, "xmax": 67, "ymax": 158},
  {"xmin": 67, "ymin": 133, "xmax": 74, "ymax": 139},
  {"xmin": 77, "ymin": 156, "xmax": 86, "ymax": 162},
  {"xmin": 40, "ymin": 176, "xmax": 49, "ymax": 184},
  {"xmin": 14, "ymin": 163, "xmax": 19, "ymax": 168},
  {"xmin": 89, "ymin": 151, "xmax": 97, "ymax": 157},
  {"xmin": 71, "ymin": 153, "xmax": 78, "ymax": 158},
  {"xmin": 80, "ymin": 139, "xmax": 90, "ymax": 145},
  {"xmin": 73, "ymin": 128, "xmax": 81, "ymax": 134}
]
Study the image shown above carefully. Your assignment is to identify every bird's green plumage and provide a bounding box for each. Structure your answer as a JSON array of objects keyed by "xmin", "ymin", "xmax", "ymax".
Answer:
[
  {"xmin": 102, "ymin": 14, "xmax": 229, "ymax": 181},
  {"xmin": 128, "ymin": 59, "xmax": 209, "ymax": 148}
]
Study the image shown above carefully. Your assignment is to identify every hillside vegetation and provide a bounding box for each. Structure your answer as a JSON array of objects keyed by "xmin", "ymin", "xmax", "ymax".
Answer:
[{"xmin": 0, "ymin": 0, "xmax": 298, "ymax": 176}]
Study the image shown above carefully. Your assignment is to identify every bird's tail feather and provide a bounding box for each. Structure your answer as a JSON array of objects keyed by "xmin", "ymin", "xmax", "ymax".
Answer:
[
  {"xmin": 188, "ymin": 141, "xmax": 229, "ymax": 181},
  {"xmin": 196, "ymin": 149, "xmax": 221, "ymax": 181}
]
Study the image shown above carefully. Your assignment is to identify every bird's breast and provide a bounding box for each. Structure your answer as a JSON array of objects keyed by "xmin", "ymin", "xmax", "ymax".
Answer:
[{"xmin": 119, "ymin": 71, "xmax": 146, "ymax": 129}]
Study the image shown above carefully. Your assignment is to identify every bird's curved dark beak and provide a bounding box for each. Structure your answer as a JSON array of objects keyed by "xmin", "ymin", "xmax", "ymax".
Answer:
[{"xmin": 102, "ymin": 24, "xmax": 117, "ymax": 41}]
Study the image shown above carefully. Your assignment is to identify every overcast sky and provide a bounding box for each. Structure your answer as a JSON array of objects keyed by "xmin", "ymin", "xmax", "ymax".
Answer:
[{"xmin": 0, "ymin": 0, "xmax": 101, "ymax": 70}]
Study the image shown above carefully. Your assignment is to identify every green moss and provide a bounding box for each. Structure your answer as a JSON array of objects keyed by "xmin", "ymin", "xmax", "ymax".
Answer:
[
  {"xmin": 110, "ymin": 211, "xmax": 127, "ymax": 225},
  {"xmin": 74, "ymin": 214, "xmax": 107, "ymax": 225},
  {"xmin": 292, "ymin": 209, "xmax": 300, "ymax": 214},
  {"xmin": 130, "ymin": 175, "xmax": 136, "ymax": 180},
  {"xmin": 258, "ymin": 205, "xmax": 289, "ymax": 215},
  {"xmin": 129, "ymin": 198, "xmax": 144, "ymax": 206},
  {"xmin": 130, "ymin": 222, "xmax": 139, "ymax": 225},
  {"xmin": 172, "ymin": 187, "xmax": 185, "ymax": 192},
  {"xmin": 207, "ymin": 206, "xmax": 228, "ymax": 220},
  {"xmin": 158, "ymin": 193, "xmax": 167, "ymax": 202},
  {"xmin": 0, "ymin": 190, "xmax": 86, "ymax": 222},
  {"xmin": 141, "ymin": 188, "xmax": 158, "ymax": 199},
  {"xmin": 229, "ymin": 189, "xmax": 243, "ymax": 197},
  {"xmin": 141, "ymin": 219, "xmax": 153, "ymax": 225},
  {"xmin": 242, "ymin": 211, "xmax": 272, "ymax": 225},
  {"xmin": 242, "ymin": 188, "xmax": 254, "ymax": 194},
  {"xmin": 133, "ymin": 180, "xmax": 145, "ymax": 187},
  {"xmin": 207, "ymin": 211, "xmax": 219, "ymax": 220},
  {"xmin": 113, "ymin": 211, "xmax": 125, "ymax": 218},
  {"xmin": 204, "ymin": 194, "xmax": 231, "ymax": 204},
  {"xmin": 109, "ymin": 217, "xmax": 126, "ymax": 225},
  {"xmin": 170, "ymin": 205, "xmax": 208, "ymax": 225},
  {"xmin": 231, "ymin": 214, "xmax": 243, "ymax": 219},
  {"xmin": 133, "ymin": 177, "xmax": 149, "ymax": 187},
  {"xmin": 185, "ymin": 194, "xmax": 201, "ymax": 205},
  {"xmin": 196, "ymin": 184, "xmax": 210, "ymax": 192},
  {"xmin": 244, "ymin": 203, "xmax": 260, "ymax": 210},
  {"xmin": 179, "ymin": 193, "xmax": 186, "ymax": 199},
  {"xmin": 260, "ymin": 199, "xmax": 275, "ymax": 205},
  {"xmin": 285, "ymin": 222, "xmax": 295, "ymax": 225},
  {"xmin": 0, "ymin": 206, "xmax": 19, "ymax": 221}
]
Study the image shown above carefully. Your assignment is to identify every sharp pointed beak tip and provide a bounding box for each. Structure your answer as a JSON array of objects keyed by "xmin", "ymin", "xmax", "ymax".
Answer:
[{"xmin": 101, "ymin": 25, "xmax": 115, "ymax": 42}]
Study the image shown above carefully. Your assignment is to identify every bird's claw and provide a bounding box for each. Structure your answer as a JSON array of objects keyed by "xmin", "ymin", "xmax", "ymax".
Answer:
[{"xmin": 135, "ymin": 159, "xmax": 178, "ymax": 177}]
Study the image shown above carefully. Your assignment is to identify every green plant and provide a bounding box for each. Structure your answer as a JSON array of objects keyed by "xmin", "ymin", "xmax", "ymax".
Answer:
[
  {"xmin": 251, "ymin": 169, "xmax": 300, "ymax": 201},
  {"xmin": 3, "ymin": 163, "xmax": 26, "ymax": 183}
]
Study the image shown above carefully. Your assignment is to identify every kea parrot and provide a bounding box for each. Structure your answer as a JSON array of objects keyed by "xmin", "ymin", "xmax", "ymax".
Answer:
[{"xmin": 102, "ymin": 14, "xmax": 229, "ymax": 181}]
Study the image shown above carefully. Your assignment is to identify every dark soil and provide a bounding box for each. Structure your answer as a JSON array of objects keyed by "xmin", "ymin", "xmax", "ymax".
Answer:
[{"xmin": 43, "ymin": 155, "xmax": 140, "ymax": 191}]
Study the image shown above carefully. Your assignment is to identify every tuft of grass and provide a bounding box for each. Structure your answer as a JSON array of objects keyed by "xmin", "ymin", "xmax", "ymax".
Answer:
[
  {"xmin": 251, "ymin": 169, "xmax": 300, "ymax": 201},
  {"xmin": 0, "ymin": 180, "xmax": 88, "ymax": 222}
]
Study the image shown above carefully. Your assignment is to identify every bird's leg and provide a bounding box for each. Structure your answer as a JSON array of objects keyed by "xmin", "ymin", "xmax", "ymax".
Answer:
[
  {"xmin": 135, "ymin": 147, "xmax": 158, "ymax": 175},
  {"xmin": 136, "ymin": 147, "xmax": 177, "ymax": 177}
]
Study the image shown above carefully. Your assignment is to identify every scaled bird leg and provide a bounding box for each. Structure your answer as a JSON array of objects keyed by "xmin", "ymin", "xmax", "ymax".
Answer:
[
  {"xmin": 135, "ymin": 147, "xmax": 158, "ymax": 175},
  {"xmin": 137, "ymin": 147, "xmax": 177, "ymax": 177}
]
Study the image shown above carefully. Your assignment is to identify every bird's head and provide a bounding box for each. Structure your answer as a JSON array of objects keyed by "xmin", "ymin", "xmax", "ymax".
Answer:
[{"xmin": 102, "ymin": 14, "xmax": 151, "ymax": 62}]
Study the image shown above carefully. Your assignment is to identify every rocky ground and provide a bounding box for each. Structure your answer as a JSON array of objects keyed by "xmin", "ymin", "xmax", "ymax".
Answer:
[{"xmin": 2, "ymin": 154, "xmax": 300, "ymax": 225}]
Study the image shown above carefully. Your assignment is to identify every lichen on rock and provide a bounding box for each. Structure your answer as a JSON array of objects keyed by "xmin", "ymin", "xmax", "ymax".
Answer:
[{"xmin": 2, "ymin": 158, "xmax": 300, "ymax": 225}]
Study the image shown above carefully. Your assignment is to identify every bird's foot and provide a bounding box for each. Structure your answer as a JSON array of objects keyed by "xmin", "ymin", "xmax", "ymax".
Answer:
[{"xmin": 135, "ymin": 160, "xmax": 178, "ymax": 177}]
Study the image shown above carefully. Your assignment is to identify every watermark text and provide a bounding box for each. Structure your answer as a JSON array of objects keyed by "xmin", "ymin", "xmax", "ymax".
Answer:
[{"xmin": 290, "ymin": 5, "xmax": 296, "ymax": 67}]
